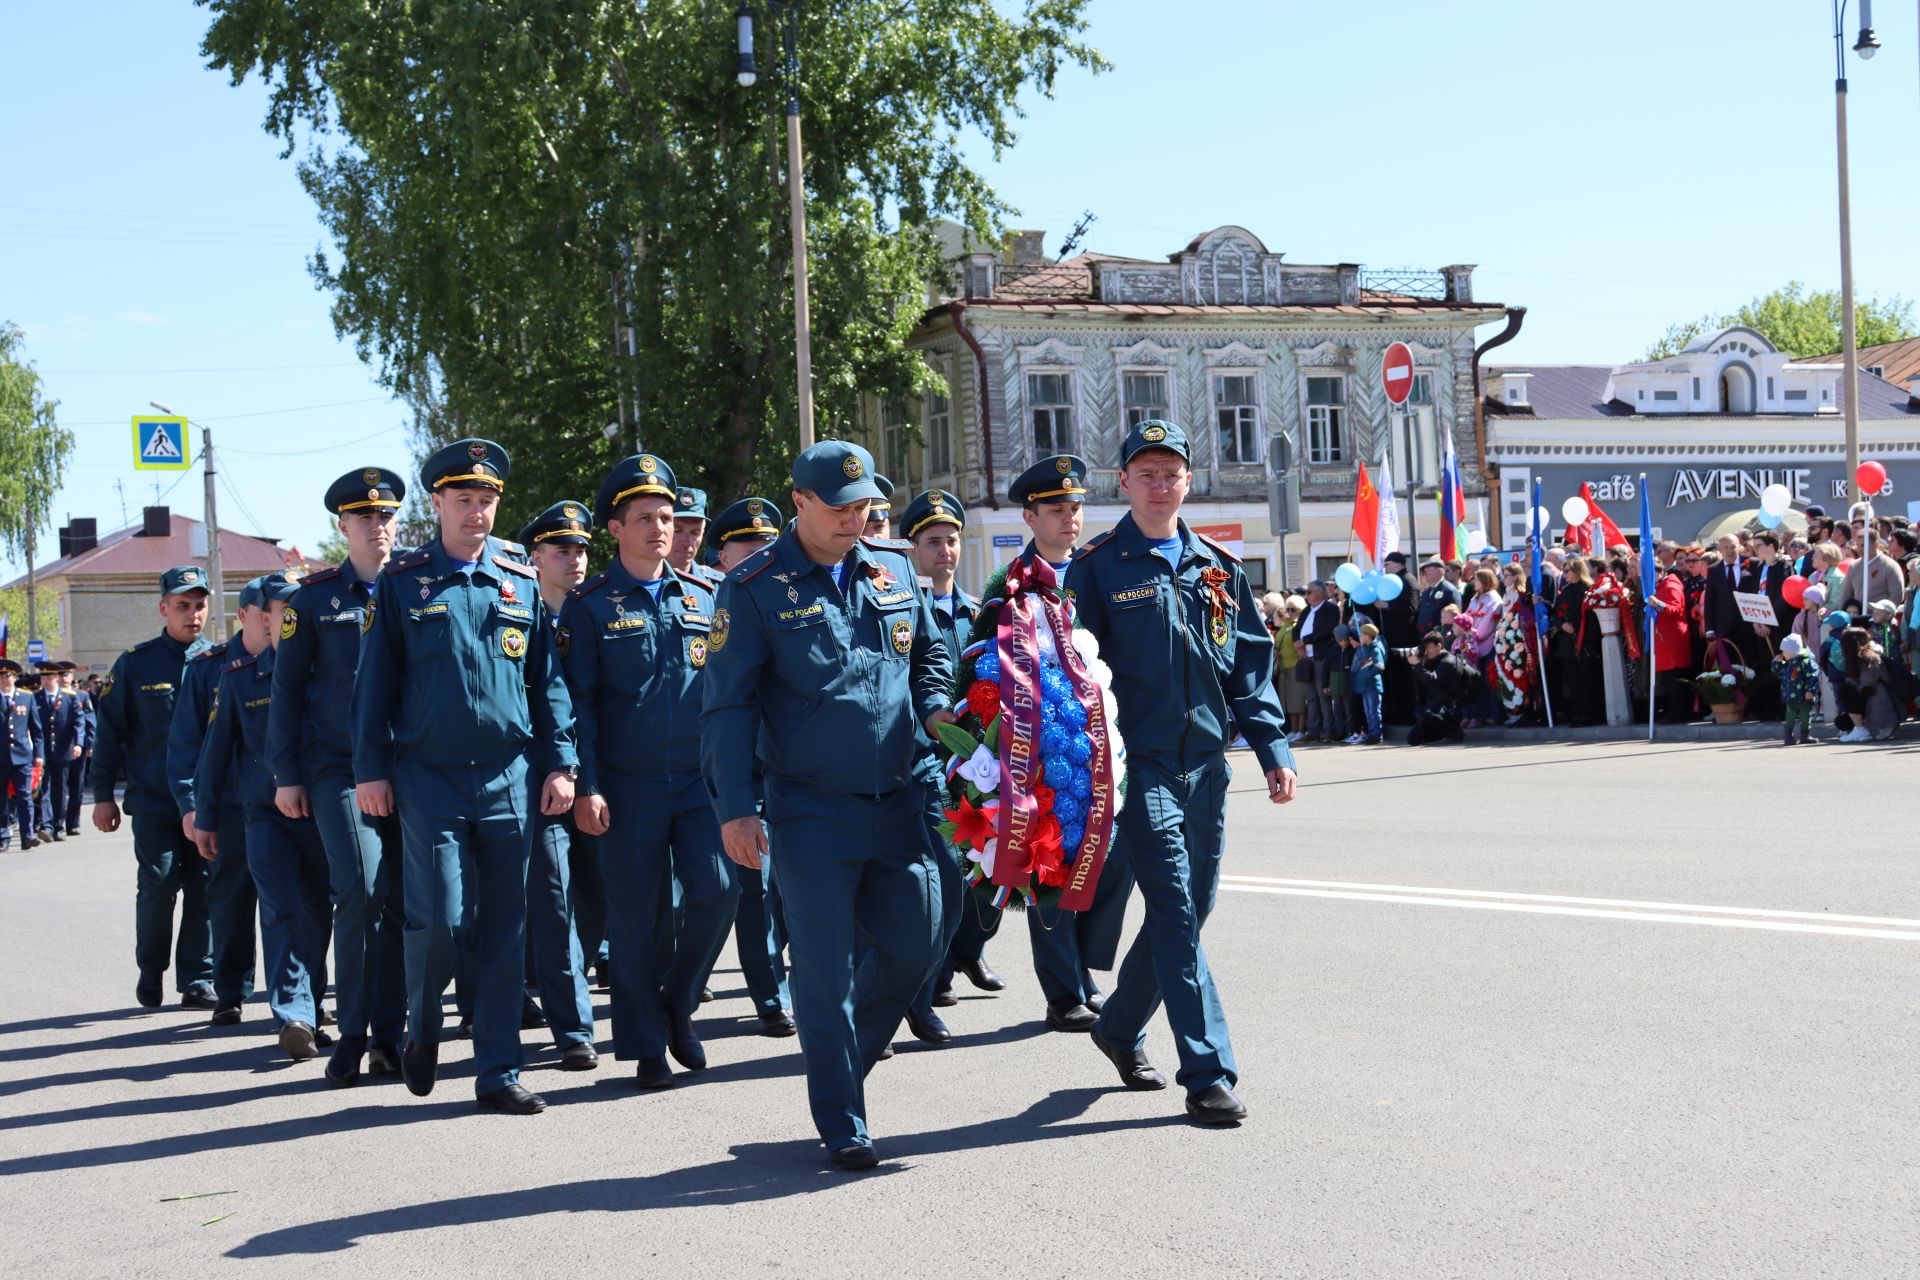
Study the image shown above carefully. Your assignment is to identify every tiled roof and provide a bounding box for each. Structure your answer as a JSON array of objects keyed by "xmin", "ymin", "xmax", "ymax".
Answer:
[
  {"xmin": 946, "ymin": 296, "xmax": 1499, "ymax": 318},
  {"xmin": 1841, "ymin": 337, "xmax": 1920, "ymax": 391},
  {"xmin": 1485, "ymin": 364, "xmax": 1919, "ymax": 421},
  {"xmin": 3, "ymin": 513, "xmax": 320, "ymax": 590}
]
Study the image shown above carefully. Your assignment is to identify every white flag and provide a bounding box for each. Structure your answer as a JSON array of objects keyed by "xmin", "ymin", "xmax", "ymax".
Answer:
[{"xmin": 1374, "ymin": 452, "xmax": 1400, "ymax": 567}]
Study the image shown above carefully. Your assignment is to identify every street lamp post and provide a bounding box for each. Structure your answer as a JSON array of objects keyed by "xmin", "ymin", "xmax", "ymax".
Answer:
[
  {"xmin": 1833, "ymin": 0, "xmax": 1880, "ymax": 503},
  {"xmin": 736, "ymin": 2, "xmax": 816, "ymax": 450},
  {"xmin": 150, "ymin": 400, "xmax": 225, "ymax": 638}
]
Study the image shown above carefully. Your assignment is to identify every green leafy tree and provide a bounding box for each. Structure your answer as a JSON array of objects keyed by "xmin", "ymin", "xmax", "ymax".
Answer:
[
  {"xmin": 0, "ymin": 586, "xmax": 63, "ymax": 654},
  {"xmin": 0, "ymin": 322, "xmax": 76, "ymax": 647},
  {"xmin": 1641, "ymin": 282, "xmax": 1916, "ymax": 361},
  {"xmin": 200, "ymin": 0, "xmax": 1105, "ymax": 535}
]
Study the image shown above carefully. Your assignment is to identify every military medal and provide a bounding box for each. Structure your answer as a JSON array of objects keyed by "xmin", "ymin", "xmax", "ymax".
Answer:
[{"xmin": 501, "ymin": 582, "xmax": 517, "ymax": 602}]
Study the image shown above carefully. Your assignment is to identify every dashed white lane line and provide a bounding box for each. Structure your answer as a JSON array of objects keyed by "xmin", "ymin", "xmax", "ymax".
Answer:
[{"xmin": 1218, "ymin": 876, "xmax": 1920, "ymax": 941}]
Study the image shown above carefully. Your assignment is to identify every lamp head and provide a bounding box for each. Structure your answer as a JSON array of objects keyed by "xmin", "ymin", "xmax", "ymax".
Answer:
[
  {"xmin": 1854, "ymin": 28, "xmax": 1879, "ymax": 58},
  {"xmin": 736, "ymin": 4, "xmax": 758, "ymax": 85}
]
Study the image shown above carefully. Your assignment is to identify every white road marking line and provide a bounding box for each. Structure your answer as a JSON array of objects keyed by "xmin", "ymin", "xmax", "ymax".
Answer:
[
  {"xmin": 1219, "ymin": 883, "xmax": 1920, "ymax": 941},
  {"xmin": 1219, "ymin": 875, "xmax": 1920, "ymax": 928}
]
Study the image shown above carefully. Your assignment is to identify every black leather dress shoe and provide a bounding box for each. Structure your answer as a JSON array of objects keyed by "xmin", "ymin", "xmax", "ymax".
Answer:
[
  {"xmin": 367, "ymin": 1043, "xmax": 401, "ymax": 1077},
  {"xmin": 314, "ymin": 1028, "xmax": 334, "ymax": 1048},
  {"xmin": 1090, "ymin": 1027, "xmax": 1167, "ymax": 1091},
  {"xmin": 559, "ymin": 1043, "xmax": 599, "ymax": 1071},
  {"xmin": 49, "ymin": 830, "xmax": 64, "ymax": 842},
  {"xmin": 477, "ymin": 1083, "xmax": 547, "ymax": 1115},
  {"xmin": 325, "ymin": 1036, "xmax": 367, "ymax": 1087},
  {"xmin": 758, "ymin": 1009, "xmax": 798, "ymax": 1037},
  {"xmin": 875, "ymin": 1044, "xmax": 894, "ymax": 1061},
  {"xmin": 700, "ymin": 986, "xmax": 714, "ymax": 1004},
  {"xmin": 180, "ymin": 983, "xmax": 218, "ymax": 1010},
  {"xmin": 930, "ymin": 985, "xmax": 958, "ymax": 1008},
  {"xmin": 451, "ymin": 1017, "xmax": 473, "ymax": 1040},
  {"xmin": 905, "ymin": 1006, "xmax": 952, "ymax": 1044},
  {"xmin": 135, "ymin": 972, "xmax": 162, "ymax": 1008},
  {"xmin": 1185, "ymin": 1084, "xmax": 1248, "ymax": 1125},
  {"xmin": 1084, "ymin": 990, "xmax": 1106, "ymax": 1014},
  {"xmin": 520, "ymin": 992, "xmax": 547, "ymax": 1029},
  {"xmin": 958, "ymin": 958, "xmax": 1005, "ymax": 992},
  {"xmin": 210, "ymin": 1004, "xmax": 242, "ymax": 1027},
  {"xmin": 635, "ymin": 1056, "xmax": 674, "ymax": 1090},
  {"xmin": 279, "ymin": 1021, "xmax": 319, "ymax": 1062},
  {"xmin": 1045, "ymin": 999, "xmax": 1098, "ymax": 1033},
  {"xmin": 664, "ymin": 1003, "xmax": 707, "ymax": 1070},
  {"xmin": 18, "ymin": 835, "xmax": 37, "ymax": 850},
  {"xmin": 592, "ymin": 960, "xmax": 610, "ymax": 990},
  {"xmin": 65, "ymin": 826, "xmax": 81, "ymax": 837},
  {"xmin": 830, "ymin": 1143, "xmax": 879, "ymax": 1171},
  {"xmin": 400, "ymin": 1036, "xmax": 438, "ymax": 1097}
]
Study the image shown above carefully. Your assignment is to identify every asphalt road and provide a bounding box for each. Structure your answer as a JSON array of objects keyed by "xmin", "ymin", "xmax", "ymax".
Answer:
[{"xmin": 2, "ymin": 740, "xmax": 1915, "ymax": 1278}]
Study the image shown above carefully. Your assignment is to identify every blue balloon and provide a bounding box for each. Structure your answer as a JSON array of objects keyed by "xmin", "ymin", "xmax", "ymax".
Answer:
[
  {"xmin": 1757, "ymin": 510, "xmax": 1781, "ymax": 529},
  {"xmin": 1376, "ymin": 572, "xmax": 1405, "ymax": 602},
  {"xmin": 1334, "ymin": 562, "xmax": 1363, "ymax": 593},
  {"xmin": 1350, "ymin": 580, "xmax": 1378, "ymax": 605},
  {"xmin": 973, "ymin": 650, "xmax": 1000, "ymax": 682}
]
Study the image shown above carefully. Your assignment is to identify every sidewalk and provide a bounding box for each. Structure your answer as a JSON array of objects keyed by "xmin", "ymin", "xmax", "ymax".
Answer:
[{"xmin": 1282, "ymin": 720, "xmax": 1784, "ymax": 746}]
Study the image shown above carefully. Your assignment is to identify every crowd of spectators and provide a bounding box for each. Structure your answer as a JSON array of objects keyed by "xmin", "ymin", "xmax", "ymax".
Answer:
[{"xmin": 1258, "ymin": 504, "xmax": 1920, "ymax": 746}]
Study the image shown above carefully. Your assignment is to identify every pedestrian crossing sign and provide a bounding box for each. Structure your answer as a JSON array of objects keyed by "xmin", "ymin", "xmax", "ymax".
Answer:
[{"xmin": 132, "ymin": 417, "xmax": 190, "ymax": 471}]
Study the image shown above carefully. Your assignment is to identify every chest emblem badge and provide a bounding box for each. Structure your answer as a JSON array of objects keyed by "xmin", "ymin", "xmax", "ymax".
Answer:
[
  {"xmin": 889, "ymin": 617, "xmax": 914, "ymax": 655},
  {"xmin": 500, "ymin": 627, "xmax": 527, "ymax": 659},
  {"xmin": 688, "ymin": 637, "xmax": 708, "ymax": 668}
]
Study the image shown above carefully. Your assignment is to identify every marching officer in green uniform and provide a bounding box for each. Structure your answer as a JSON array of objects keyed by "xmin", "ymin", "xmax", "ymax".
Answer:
[
  {"xmin": 50, "ymin": 663, "xmax": 90, "ymax": 839},
  {"xmin": 168, "ymin": 578, "xmax": 264, "ymax": 1026},
  {"xmin": 269, "ymin": 467, "xmax": 409, "ymax": 1084},
  {"xmin": 1005, "ymin": 453, "xmax": 1134, "ymax": 1033},
  {"xmin": 93, "ymin": 565, "xmax": 218, "ymax": 1010},
  {"xmin": 352, "ymin": 439, "xmax": 578, "ymax": 1115},
  {"xmin": 670, "ymin": 486, "xmax": 720, "ymax": 585},
  {"xmin": 36, "ymin": 664, "xmax": 73, "ymax": 842},
  {"xmin": 562, "ymin": 455, "xmax": 739, "ymax": 1089},
  {"xmin": 0, "ymin": 659, "xmax": 44, "ymax": 851},
  {"xmin": 514, "ymin": 499, "xmax": 601, "ymax": 1071},
  {"xmin": 702, "ymin": 440, "xmax": 952, "ymax": 1169},
  {"xmin": 705, "ymin": 496, "xmax": 793, "ymax": 1036},
  {"xmin": 1065, "ymin": 421, "xmax": 1296, "ymax": 1126},
  {"xmin": 193, "ymin": 574, "xmax": 335, "ymax": 1061},
  {"xmin": 894, "ymin": 487, "xmax": 978, "ymax": 1045}
]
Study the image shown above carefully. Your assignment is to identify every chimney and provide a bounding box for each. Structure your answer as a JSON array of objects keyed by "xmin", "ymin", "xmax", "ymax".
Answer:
[
  {"xmin": 1441, "ymin": 264, "xmax": 1476, "ymax": 303},
  {"xmin": 1011, "ymin": 230, "xmax": 1048, "ymax": 268},
  {"xmin": 1907, "ymin": 373, "xmax": 1920, "ymax": 411},
  {"xmin": 140, "ymin": 505, "xmax": 170, "ymax": 538},
  {"xmin": 962, "ymin": 252, "xmax": 997, "ymax": 300},
  {"xmin": 58, "ymin": 518, "xmax": 97, "ymax": 559}
]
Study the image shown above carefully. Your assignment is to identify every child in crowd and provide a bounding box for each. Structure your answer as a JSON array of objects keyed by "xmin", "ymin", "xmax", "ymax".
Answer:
[
  {"xmin": 1348, "ymin": 621, "xmax": 1385, "ymax": 744},
  {"xmin": 1772, "ymin": 634, "xmax": 1820, "ymax": 746},
  {"xmin": 1328, "ymin": 624, "xmax": 1353, "ymax": 741}
]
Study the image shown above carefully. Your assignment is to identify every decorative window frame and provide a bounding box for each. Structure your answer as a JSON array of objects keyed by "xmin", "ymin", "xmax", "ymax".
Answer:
[
  {"xmin": 1016, "ymin": 338, "xmax": 1086, "ymax": 468},
  {"xmin": 1111, "ymin": 339, "xmax": 1181, "ymax": 439},
  {"xmin": 1293, "ymin": 341, "xmax": 1354, "ymax": 470},
  {"xmin": 1203, "ymin": 342, "xmax": 1270, "ymax": 469}
]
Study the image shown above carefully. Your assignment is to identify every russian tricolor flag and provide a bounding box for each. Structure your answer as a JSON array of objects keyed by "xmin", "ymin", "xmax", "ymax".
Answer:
[{"xmin": 1437, "ymin": 432, "xmax": 1466, "ymax": 560}]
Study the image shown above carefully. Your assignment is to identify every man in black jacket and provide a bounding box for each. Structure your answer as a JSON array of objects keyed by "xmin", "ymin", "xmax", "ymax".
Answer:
[
  {"xmin": 1406, "ymin": 632, "xmax": 1470, "ymax": 745},
  {"xmin": 1291, "ymin": 582, "xmax": 1339, "ymax": 742},
  {"xmin": 1703, "ymin": 535, "xmax": 1753, "ymax": 659}
]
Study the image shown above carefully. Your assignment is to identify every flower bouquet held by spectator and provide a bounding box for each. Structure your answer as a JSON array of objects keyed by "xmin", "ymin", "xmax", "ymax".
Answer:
[
  {"xmin": 933, "ymin": 557, "xmax": 1125, "ymax": 911},
  {"xmin": 1771, "ymin": 635, "xmax": 1820, "ymax": 746},
  {"xmin": 1692, "ymin": 636, "xmax": 1754, "ymax": 724}
]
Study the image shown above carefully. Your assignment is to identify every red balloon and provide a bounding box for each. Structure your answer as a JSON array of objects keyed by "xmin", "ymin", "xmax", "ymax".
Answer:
[
  {"xmin": 1856, "ymin": 460, "xmax": 1888, "ymax": 494},
  {"xmin": 1782, "ymin": 575, "xmax": 1808, "ymax": 609}
]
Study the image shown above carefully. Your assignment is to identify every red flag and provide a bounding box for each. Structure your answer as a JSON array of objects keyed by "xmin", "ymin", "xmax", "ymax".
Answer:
[
  {"xmin": 1565, "ymin": 482, "xmax": 1626, "ymax": 552},
  {"xmin": 1350, "ymin": 462, "xmax": 1380, "ymax": 563}
]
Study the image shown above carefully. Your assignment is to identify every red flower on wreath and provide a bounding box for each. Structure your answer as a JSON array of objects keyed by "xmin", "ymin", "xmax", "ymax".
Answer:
[
  {"xmin": 1031, "ymin": 782, "xmax": 1056, "ymax": 815},
  {"xmin": 943, "ymin": 795, "xmax": 999, "ymax": 852},
  {"xmin": 966, "ymin": 679, "xmax": 1001, "ymax": 722},
  {"xmin": 1030, "ymin": 816, "xmax": 1068, "ymax": 887}
]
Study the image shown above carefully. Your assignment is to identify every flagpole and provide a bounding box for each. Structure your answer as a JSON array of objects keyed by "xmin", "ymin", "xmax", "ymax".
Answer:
[
  {"xmin": 1529, "ymin": 478, "xmax": 1555, "ymax": 729},
  {"xmin": 1643, "ymin": 474, "xmax": 1656, "ymax": 744}
]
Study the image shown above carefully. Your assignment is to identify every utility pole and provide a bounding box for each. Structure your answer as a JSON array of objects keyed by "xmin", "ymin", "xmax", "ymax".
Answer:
[
  {"xmin": 24, "ymin": 524, "xmax": 35, "ymax": 664},
  {"xmin": 202, "ymin": 424, "xmax": 224, "ymax": 639}
]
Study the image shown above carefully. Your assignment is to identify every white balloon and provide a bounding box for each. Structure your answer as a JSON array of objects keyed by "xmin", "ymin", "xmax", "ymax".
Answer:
[
  {"xmin": 1533, "ymin": 506, "xmax": 1555, "ymax": 535},
  {"xmin": 1759, "ymin": 483, "xmax": 1792, "ymax": 517},
  {"xmin": 1465, "ymin": 528, "xmax": 1489, "ymax": 554},
  {"xmin": 1561, "ymin": 496, "xmax": 1590, "ymax": 526}
]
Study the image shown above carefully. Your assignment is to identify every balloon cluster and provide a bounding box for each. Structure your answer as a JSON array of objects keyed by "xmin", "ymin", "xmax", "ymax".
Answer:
[{"xmin": 1332, "ymin": 561, "xmax": 1405, "ymax": 606}]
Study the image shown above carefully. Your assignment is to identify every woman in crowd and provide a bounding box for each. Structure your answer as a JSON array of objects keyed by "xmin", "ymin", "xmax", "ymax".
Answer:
[
  {"xmin": 1812, "ymin": 542, "xmax": 1846, "ymax": 603},
  {"xmin": 1267, "ymin": 593, "xmax": 1310, "ymax": 730},
  {"xmin": 1452, "ymin": 567, "xmax": 1503, "ymax": 728},
  {"xmin": 1648, "ymin": 549, "xmax": 1691, "ymax": 723},
  {"xmin": 1790, "ymin": 583, "xmax": 1834, "ymax": 726},
  {"xmin": 1551, "ymin": 556, "xmax": 1602, "ymax": 726},
  {"xmin": 1491, "ymin": 561, "xmax": 1540, "ymax": 725}
]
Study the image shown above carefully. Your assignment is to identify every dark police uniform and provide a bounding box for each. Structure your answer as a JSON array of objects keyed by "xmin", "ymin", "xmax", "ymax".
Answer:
[
  {"xmin": 93, "ymin": 565, "xmax": 216, "ymax": 1004},
  {"xmin": 36, "ymin": 667, "xmax": 73, "ymax": 840},
  {"xmin": 701, "ymin": 440, "xmax": 951, "ymax": 1161},
  {"xmin": 197, "ymin": 574, "xmax": 333, "ymax": 1054},
  {"xmin": 168, "ymin": 632, "xmax": 259, "ymax": 1017},
  {"xmin": 866, "ymin": 473, "xmax": 895, "ymax": 538},
  {"xmin": 1004, "ymin": 454, "xmax": 1135, "ymax": 1029},
  {"xmin": 512, "ymin": 500, "xmax": 598, "ymax": 1067},
  {"xmin": 49, "ymin": 664, "xmax": 90, "ymax": 837},
  {"xmin": 268, "ymin": 467, "xmax": 409, "ymax": 1081},
  {"xmin": 1064, "ymin": 421, "xmax": 1294, "ymax": 1120},
  {"xmin": 561, "ymin": 455, "xmax": 737, "ymax": 1087},
  {"xmin": 0, "ymin": 660, "xmax": 43, "ymax": 848},
  {"xmin": 351, "ymin": 439, "xmax": 577, "ymax": 1110},
  {"xmin": 65, "ymin": 669, "xmax": 95, "ymax": 836},
  {"xmin": 893, "ymin": 488, "xmax": 978, "ymax": 1043},
  {"xmin": 705, "ymin": 497, "xmax": 791, "ymax": 1031}
]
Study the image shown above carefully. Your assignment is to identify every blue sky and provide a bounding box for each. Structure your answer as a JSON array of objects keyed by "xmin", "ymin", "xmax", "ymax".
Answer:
[{"xmin": 4, "ymin": 0, "xmax": 1916, "ymax": 577}]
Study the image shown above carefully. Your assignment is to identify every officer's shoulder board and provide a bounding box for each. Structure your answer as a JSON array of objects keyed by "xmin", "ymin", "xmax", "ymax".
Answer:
[
  {"xmin": 687, "ymin": 563, "xmax": 725, "ymax": 586},
  {"xmin": 384, "ymin": 549, "xmax": 432, "ymax": 576},
  {"xmin": 190, "ymin": 644, "xmax": 226, "ymax": 664},
  {"xmin": 224, "ymin": 652, "xmax": 260, "ymax": 673},
  {"xmin": 729, "ymin": 545, "xmax": 777, "ymax": 584},
  {"xmin": 570, "ymin": 572, "xmax": 611, "ymax": 600},
  {"xmin": 495, "ymin": 557, "xmax": 537, "ymax": 580},
  {"xmin": 916, "ymin": 575, "xmax": 935, "ymax": 589},
  {"xmin": 1078, "ymin": 529, "xmax": 1119, "ymax": 558},
  {"xmin": 1194, "ymin": 531, "xmax": 1242, "ymax": 564},
  {"xmin": 860, "ymin": 535, "xmax": 913, "ymax": 552},
  {"xmin": 130, "ymin": 634, "xmax": 166, "ymax": 655},
  {"xmin": 671, "ymin": 566, "xmax": 718, "ymax": 597},
  {"xmin": 493, "ymin": 537, "xmax": 528, "ymax": 558},
  {"xmin": 301, "ymin": 564, "xmax": 345, "ymax": 588}
]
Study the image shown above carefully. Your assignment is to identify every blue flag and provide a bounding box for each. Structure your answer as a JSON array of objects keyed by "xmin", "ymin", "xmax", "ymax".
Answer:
[
  {"xmin": 1528, "ymin": 479, "xmax": 1548, "ymax": 636},
  {"xmin": 1639, "ymin": 478, "xmax": 1657, "ymax": 655}
]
